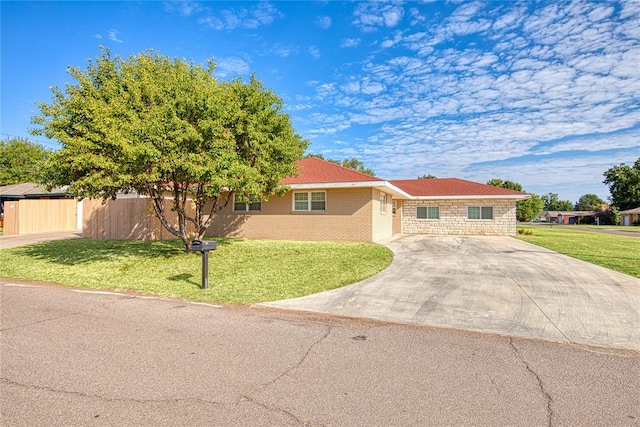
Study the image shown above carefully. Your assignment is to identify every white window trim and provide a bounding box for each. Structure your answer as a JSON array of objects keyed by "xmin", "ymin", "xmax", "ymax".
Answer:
[
  {"xmin": 380, "ymin": 193, "xmax": 387, "ymax": 214},
  {"xmin": 293, "ymin": 191, "xmax": 326, "ymax": 212},
  {"xmin": 417, "ymin": 206, "xmax": 440, "ymax": 220},
  {"xmin": 468, "ymin": 206, "xmax": 493, "ymax": 220},
  {"xmin": 233, "ymin": 194, "xmax": 261, "ymax": 212}
]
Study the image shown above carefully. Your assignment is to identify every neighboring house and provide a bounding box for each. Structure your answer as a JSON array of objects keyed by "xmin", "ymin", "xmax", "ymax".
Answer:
[
  {"xmin": 543, "ymin": 210, "xmax": 597, "ymax": 224},
  {"xmin": 0, "ymin": 182, "xmax": 71, "ymax": 201},
  {"xmin": 204, "ymin": 157, "xmax": 529, "ymax": 242},
  {"xmin": 620, "ymin": 207, "xmax": 640, "ymax": 226},
  {"xmin": 0, "ymin": 183, "xmax": 79, "ymax": 235}
]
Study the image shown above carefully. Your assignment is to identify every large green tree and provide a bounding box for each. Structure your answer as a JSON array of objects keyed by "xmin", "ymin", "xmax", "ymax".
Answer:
[
  {"xmin": 603, "ymin": 158, "xmax": 640, "ymax": 211},
  {"xmin": 541, "ymin": 193, "xmax": 573, "ymax": 211},
  {"xmin": 32, "ymin": 49, "xmax": 307, "ymax": 251},
  {"xmin": 0, "ymin": 137, "xmax": 52, "ymax": 185},
  {"xmin": 486, "ymin": 179, "xmax": 542, "ymax": 221},
  {"xmin": 574, "ymin": 193, "xmax": 605, "ymax": 211},
  {"xmin": 515, "ymin": 193, "xmax": 544, "ymax": 222},
  {"xmin": 486, "ymin": 179, "xmax": 522, "ymax": 191}
]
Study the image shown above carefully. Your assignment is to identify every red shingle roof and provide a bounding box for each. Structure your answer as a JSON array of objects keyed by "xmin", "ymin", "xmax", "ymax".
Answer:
[
  {"xmin": 390, "ymin": 178, "xmax": 527, "ymax": 197},
  {"xmin": 282, "ymin": 157, "xmax": 383, "ymax": 185},
  {"xmin": 281, "ymin": 158, "xmax": 527, "ymax": 198}
]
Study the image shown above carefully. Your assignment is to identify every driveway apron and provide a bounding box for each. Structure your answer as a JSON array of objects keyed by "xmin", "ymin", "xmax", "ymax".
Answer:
[{"xmin": 263, "ymin": 235, "xmax": 640, "ymax": 351}]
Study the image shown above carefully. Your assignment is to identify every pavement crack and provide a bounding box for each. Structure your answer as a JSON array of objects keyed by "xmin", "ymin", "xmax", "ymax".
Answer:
[
  {"xmin": 0, "ymin": 312, "xmax": 82, "ymax": 332},
  {"xmin": 240, "ymin": 394, "xmax": 304, "ymax": 425},
  {"xmin": 0, "ymin": 378, "xmax": 227, "ymax": 407},
  {"xmin": 254, "ymin": 325, "xmax": 332, "ymax": 394},
  {"xmin": 509, "ymin": 338, "xmax": 553, "ymax": 426},
  {"xmin": 239, "ymin": 325, "xmax": 332, "ymax": 424}
]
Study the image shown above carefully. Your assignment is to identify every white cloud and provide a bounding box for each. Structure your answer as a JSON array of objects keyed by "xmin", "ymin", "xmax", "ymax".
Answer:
[
  {"xmin": 199, "ymin": 15, "xmax": 224, "ymax": 30},
  {"xmin": 243, "ymin": 2, "xmax": 283, "ymax": 28},
  {"xmin": 214, "ymin": 57, "xmax": 250, "ymax": 77},
  {"xmin": 107, "ymin": 29, "xmax": 123, "ymax": 43},
  {"xmin": 316, "ymin": 16, "xmax": 331, "ymax": 29},
  {"xmin": 534, "ymin": 129, "xmax": 640, "ymax": 155},
  {"xmin": 163, "ymin": 1, "xmax": 203, "ymax": 17},
  {"xmin": 340, "ymin": 38, "xmax": 361, "ymax": 48},
  {"xmin": 342, "ymin": 81, "xmax": 360, "ymax": 94},
  {"xmin": 380, "ymin": 32, "xmax": 403, "ymax": 48},
  {"xmin": 314, "ymin": 82, "xmax": 336, "ymax": 100},
  {"xmin": 298, "ymin": 0, "xmax": 639, "ymax": 200},
  {"xmin": 263, "ymin": 43, "xmax": 298, "ymax": 58},
  {"xmin": 352, "ymin": 2, "xmax": 404, "ymax": 32},
  {"xmin": 309, "ymin": 46, "xmax": 320, "ymax": 59},
  {"xmin": 173, "ymin": 1, "xmax": 283, "ymax": 30}
]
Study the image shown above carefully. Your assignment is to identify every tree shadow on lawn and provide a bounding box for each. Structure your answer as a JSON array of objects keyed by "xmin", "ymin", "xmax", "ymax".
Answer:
[{"xmin": 11, "ymin": 238, "xmax": 236, "ymax": 266}]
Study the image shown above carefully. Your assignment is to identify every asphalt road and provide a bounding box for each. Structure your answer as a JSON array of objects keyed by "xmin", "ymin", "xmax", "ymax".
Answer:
[
  {"xmin": 265, "ymin": 235, "xmax": 640, "ymax": 351},
  {"xmin": 1, "ymin": 282, "xmax": 639, "ymax": 426}
]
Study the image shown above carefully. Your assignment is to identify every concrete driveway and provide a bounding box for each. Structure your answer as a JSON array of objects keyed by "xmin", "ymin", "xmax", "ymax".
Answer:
[{"xmin": 264, "ymin": 235, "xmax": 640, "ymax": 351}]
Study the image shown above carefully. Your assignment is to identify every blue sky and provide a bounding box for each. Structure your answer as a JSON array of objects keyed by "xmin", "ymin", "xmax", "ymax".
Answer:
[{"xmin": 2, "ymin": 1, "xmax": 639, "ymax": 203}]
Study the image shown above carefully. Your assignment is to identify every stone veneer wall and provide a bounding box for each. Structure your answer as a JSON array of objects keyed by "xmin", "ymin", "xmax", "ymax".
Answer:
[{"xmin": 400, "ymin": 198, "xmax": 518, "ymax": 236}]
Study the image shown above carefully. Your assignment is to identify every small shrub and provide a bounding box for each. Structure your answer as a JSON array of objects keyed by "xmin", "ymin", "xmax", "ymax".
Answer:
[{"xmin": 517, "ymin": 228, "xmax": 533, "ymax": 235}]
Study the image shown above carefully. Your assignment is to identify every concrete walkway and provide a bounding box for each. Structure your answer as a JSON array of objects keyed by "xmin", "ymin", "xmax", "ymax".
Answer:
[
  {"xmin": 263, "ymin": 235, "xmax": 640, "ymax": 351},
  {"xmin": 0, "ymin": 231, "xmax": 83, "ymax": 249}
]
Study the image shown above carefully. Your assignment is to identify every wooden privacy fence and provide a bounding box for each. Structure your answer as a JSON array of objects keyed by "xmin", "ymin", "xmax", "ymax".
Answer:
[
  {"xmin": 2, "ymin": 199, "xmax": 78, "ymax": 236},
  {"xmin": 83, "ymin": 198, "xmax": 197, "ymax": 240}
]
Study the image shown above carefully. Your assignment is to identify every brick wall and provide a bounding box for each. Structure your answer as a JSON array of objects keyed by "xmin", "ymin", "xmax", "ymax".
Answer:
[
  {"xmin": 401, "ymin": 199, "xmax": 517, "ymax": 236},
  {"xmin": 207, "ymin": 187, "xmax": 375, "ymax": 242}
]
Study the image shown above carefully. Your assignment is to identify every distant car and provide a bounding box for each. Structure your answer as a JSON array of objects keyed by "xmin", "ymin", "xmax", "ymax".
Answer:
[{"xmin": 532, "ymin": 218, "xmax": 544, "ymax": 222}]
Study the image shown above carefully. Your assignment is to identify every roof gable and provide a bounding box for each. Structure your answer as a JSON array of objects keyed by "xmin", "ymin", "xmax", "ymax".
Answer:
[
  {"xmin": 389, "ymin": 178, "xmax": 527, "ymax": 198},
  {"xmin": 282, "ymin": 157, "xmax": 383, "ymax": 185}
]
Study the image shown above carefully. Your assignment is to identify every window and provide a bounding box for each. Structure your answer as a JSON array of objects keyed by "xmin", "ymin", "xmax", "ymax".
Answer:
[
  {"xmin": 380, "ymin": 193, "xmax": 387, "ymax": 213},
  {"xmin": 417, "ymin": 206, "xmax": 439, "ymax": 219},
  {"xmin": 234, "ymin": 194, "xmax": 261, "ymax": 212},
  {"xmin": 293, "ymin": 191, "xmax": 325, "ymax": 211},
  {"xmin": 468, "ymin": 206, "xmax": 493, "ymax": 220},
  {"xmin": 392, "ymin": 201, "xmax": 397, "ymax": 215}
]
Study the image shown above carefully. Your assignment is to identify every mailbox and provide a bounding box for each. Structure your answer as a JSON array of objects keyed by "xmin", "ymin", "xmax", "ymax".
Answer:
[
  {"xmin": 191, "ymin": 240, "xmax": 217, "ymax": 253},
  {"xmin": 191, "ymin": 240, "xmax": 217, "ymax": 289}
]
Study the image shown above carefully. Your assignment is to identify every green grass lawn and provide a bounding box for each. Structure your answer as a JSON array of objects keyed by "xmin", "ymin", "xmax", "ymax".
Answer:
[
  {"xmin": 0, "ymin": 238, "xmax": 393, "ymax": 304},
  {"xmin": 516, "ymin": 226, "xmax": 640, "ymax": 278},
  {"xmin": 528, "ymin": 223, "xmax": 640, "ymax": 233}
]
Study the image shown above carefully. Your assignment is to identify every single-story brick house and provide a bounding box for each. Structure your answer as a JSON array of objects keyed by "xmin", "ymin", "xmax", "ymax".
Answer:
[
  {"xmin": 620, "ymin": 207, "xmax": 640, "ymax": 226},
  {"xmin": 542, "ymin": 210, "xmax": 598, "ymax": 224},
  {"xmin": 205, "ymin": 157, "xmax": 529, "ymax": 242}
]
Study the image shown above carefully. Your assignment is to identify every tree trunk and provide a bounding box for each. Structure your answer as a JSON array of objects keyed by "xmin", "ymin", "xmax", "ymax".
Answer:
[{"xmin": 148, "ymin": 185, "xmax": 232, "ymax": 253}]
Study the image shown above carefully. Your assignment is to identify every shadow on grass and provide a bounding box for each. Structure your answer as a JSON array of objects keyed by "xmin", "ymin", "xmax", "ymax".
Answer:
[
  {"xmin": 167, "ymin": 272, "xmax": 202, "ymax": 289},
  {"xmin": 8, "ymin": 237, "xmax": 241, "ymax": 266}
]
